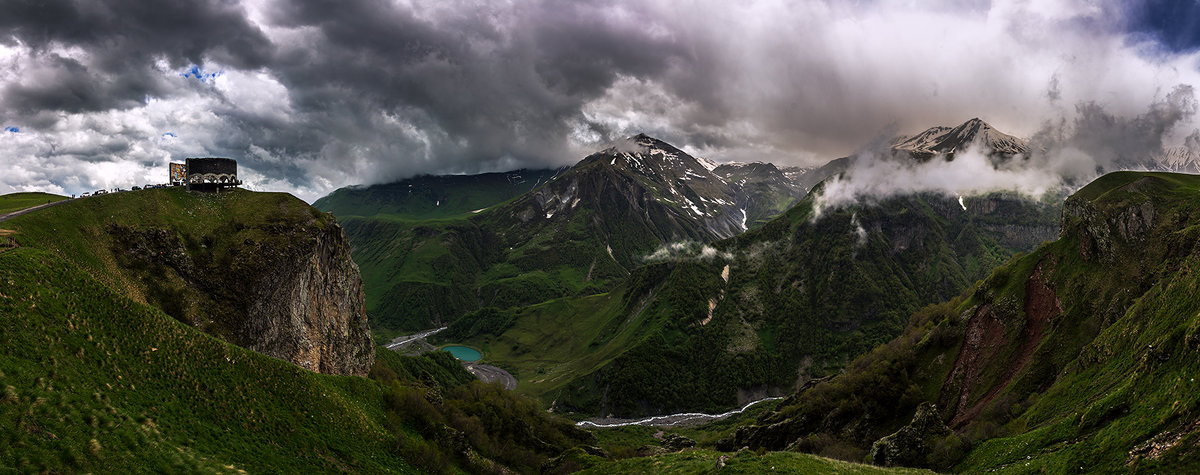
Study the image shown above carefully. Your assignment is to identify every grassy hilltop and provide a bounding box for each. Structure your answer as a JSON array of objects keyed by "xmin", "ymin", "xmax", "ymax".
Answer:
[
  {"xmin": 0, "ymin": 192, "xmax": 68, "ymax": 215},
  {"xmin": 0, "ymin": 189, "xmax": 593, "ymax": 473}
]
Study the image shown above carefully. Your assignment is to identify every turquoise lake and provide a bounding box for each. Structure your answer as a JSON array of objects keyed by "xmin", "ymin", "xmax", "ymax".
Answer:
[{"xmin": 442, "ymin": 345, "xmax": 481, "ymax": 362}]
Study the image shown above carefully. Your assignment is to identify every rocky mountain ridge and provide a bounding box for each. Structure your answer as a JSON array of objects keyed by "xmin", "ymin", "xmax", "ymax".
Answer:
[
  {"xmin": 514, "ymin": 134, "xmax": 748, "ymax": 245},
  {"xmin": 712, "ymin": 161, "xmax": 808, "ymax": 227},
  {"xmin": 314, "ymin": 168, "xmax": 565, "ymax": 220},
  {"xmin": 892, "ymin": 118, "xmax": 1030, "ymax": 159},
  {"xmin": 331, "ymin": 134, "xmax": 827, "ymax": 332}
]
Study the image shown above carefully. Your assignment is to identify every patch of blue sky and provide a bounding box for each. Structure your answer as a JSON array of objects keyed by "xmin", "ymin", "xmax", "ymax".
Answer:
[
  {"xmin": 179, "ymin": 64, "xmax": 223, "ymax": 83},
  {"xmin": 1127, "ymin": 0, "xmax": 1200, "ymax": 53},
  {"xmin": 3, "ymin": 126, "xmax": 18, "ymax": 133}
]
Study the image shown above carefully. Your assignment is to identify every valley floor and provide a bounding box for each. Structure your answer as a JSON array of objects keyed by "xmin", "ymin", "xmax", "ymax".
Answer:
[{"xmin": 387, "ymin": 326, "xmax": 518, "ymax": 390}]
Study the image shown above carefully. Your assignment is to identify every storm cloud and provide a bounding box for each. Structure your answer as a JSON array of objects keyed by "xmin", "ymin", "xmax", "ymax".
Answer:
[{"xmin": 3, "ymin": 0, "xmax": 1200, "ymax": 201}]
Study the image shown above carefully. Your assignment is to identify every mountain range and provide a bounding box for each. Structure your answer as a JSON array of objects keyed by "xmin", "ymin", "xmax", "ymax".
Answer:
[
  {"xmin": 445, "ymin": 183, "xmax": 1060, "ymax": 418},
  {"xmin": 323, "ymin": 119, "xmax": 1056, "ymax": 340},
  {"xmin": 315, "ymin": 120, "xmax": 1065, "ymax": 422},
  {"xmin": 12, "ymin": 115, "xmax": 1200, "ymax": 472},
  {"xmin": 320, "ymin": 134, "xmax": 820, "ymax": 334}
]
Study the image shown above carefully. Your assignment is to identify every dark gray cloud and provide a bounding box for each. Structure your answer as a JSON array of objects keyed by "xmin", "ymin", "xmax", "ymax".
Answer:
[
  {"xmin": 259, "ymin": 0, "xmax": 687, "ymax": 174},
  {"xmin": 2, "ymin": 0, "xmax": 1200, "ymax": 201},
  {"xmin": 0, "ymin": 0, "xmax": 272, "ymax": 114},
  {"xmin": 0, "ymin": 0, "xmax": 271, "ymax": 65},
  {"xmin": 1029, "ymin": 84, "xmax": 1198, "ymax": 174}
]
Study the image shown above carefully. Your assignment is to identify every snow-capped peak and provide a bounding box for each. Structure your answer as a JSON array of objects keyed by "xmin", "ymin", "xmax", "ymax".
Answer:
[{"xmin": 893, "ymin": 118, "xmax": 1028, "ymax": 158}]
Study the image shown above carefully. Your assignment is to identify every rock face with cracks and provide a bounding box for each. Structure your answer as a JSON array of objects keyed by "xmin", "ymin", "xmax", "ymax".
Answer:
[
  {"xmin": 242, "ymin": 224, "xmax": 374, "ymax": 376},
  {"xmin": 105, "ymin": 192, "xmax": 374, "ymax": 376}
]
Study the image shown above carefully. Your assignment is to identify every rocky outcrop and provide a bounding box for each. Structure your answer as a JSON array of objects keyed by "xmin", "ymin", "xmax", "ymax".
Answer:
[
  {"xmin": 245, "ymin": 223, "xmax": 374, "ymax": 376},
  {"xmin": 868, "ymin": 403, "xmax": 951, "ymax": 467},
  {"xmin": 660, "ymin": 434, "xmax": 696, "ymax": 451},
  {"xmin": 1062, "ymin": 176, "xmax": 1160, "ymax": 262},
  {"xmin": 107, "ymin": 199, "xmax": 374, "ymax": 376}
]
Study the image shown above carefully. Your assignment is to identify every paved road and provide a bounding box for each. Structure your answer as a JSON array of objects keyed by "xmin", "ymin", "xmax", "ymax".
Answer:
[
  {"xmin": 0, "ymin": 199, "xmax": 71, "ymax": 223},
  {"xmin": 463, "ymin": 362, "xmax": 517, "ymax": 390},
  {"xmin": 385, "ymin": 326, "xmax": 447, "ymax": 350}
]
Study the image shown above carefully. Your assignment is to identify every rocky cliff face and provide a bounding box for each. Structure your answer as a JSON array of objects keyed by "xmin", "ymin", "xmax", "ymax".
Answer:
[
  {"xmin": 244, "ymin": 223, "xmax": 374, "ymax": 376},
  {"xmin": 106, "ymin": 192, "xmax": 374, "ymax": 376}
]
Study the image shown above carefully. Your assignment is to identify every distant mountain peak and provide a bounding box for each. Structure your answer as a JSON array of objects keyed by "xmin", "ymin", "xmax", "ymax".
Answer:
[
  {"xmin": 598, "ymin": 133, "xmax": 668, "ymax": 156},
  {"xmin": 526, "ymin": 134, "xmax": 751, "ymax": 238},
  {"xmin": 892, "ymin": 118, "xmax": 1029, "ymax": 159},
  {"xmin": 716, "ymin": 161, "xmax": 780, "ymax": 171}
]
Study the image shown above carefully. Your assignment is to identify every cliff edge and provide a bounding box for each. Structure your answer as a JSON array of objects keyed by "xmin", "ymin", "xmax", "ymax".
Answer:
[{"xmin": 3, "ymin": 187, "xmax": 374, "ymax": 376}]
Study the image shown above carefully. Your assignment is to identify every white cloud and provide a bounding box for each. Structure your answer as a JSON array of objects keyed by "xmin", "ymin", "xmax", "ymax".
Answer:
[
  {"xmin": 644, "ymin": 241, "xmax": 733, "ymax": 262},
  {"xmin": 812, "ymin": 143, "xmax": 1063, "ymax": 219}
]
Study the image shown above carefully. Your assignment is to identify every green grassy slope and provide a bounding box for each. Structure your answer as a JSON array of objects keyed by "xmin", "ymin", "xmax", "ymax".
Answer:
[
  {"xmin": 0, "ymin": 192, "xmax": 69, "ymax": 214},
  {"xmin": 731, "ymin": 172, "xmax": 1200, "ymax": 472},
  {"xmin": 340, "ymin": 210, "xmax": 625, "ymax": 338},
  {"xmin": 441, "ymin": 288, "xmax": 667, "ymax": 401},
  {"xmin": 0, "ymin": 247, "xmax": 411, "ymax": 472},
  {"xmin": 577, "ymin": 449, "xmax": 932, "ymax": 474},
  {"xmin": 315, "ymin": 169, "xmax": 570, "ymax": 336},
  {"xmin": 2, "ymin": 188, "xmax": 348, "ymax": 349},
  {"xmin": 0, "ymin": 189, "xmax": 597, "ymax": 473},
  {"xmin": 314, "ymin": 168, "xmax": 563, "ymax": 220}
]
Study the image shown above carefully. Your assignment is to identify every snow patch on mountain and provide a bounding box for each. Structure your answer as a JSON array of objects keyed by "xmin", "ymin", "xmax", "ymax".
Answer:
[{"xmin": 696, "ymin": 155, "xmax": 720, "ymax": 172}]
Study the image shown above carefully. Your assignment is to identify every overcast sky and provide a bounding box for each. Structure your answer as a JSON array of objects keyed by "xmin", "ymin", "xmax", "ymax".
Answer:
[{"xmin": 3, "ymin": 0, "xmax": 1200, "ymax": 202}]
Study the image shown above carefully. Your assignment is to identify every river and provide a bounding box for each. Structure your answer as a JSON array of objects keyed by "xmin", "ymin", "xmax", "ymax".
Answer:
[{"xmin": 576, "ymin": 396, "xmax": 784, "ymax": 428}]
